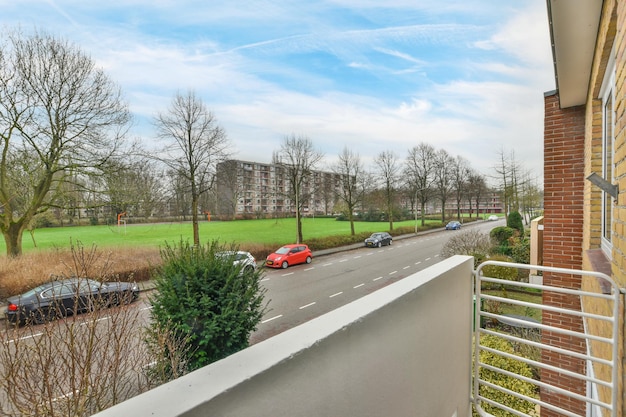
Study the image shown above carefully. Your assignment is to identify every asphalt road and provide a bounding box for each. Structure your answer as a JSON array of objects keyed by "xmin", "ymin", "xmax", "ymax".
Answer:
[{"xmin": 250, "ymin": 219, "xmax": 501, "ymax": 343}]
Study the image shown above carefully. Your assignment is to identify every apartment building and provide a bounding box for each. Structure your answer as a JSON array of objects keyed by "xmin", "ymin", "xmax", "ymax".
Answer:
[
  {"xmin": 543, "ymin": 1, "xmax": 624, "ymax": 415},
  {"xmin": 215, "ymin": 159, "xmax": 342, "ymax": 219}
]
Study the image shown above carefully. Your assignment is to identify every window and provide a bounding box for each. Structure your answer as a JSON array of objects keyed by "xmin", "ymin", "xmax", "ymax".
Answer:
[{"xmin": 600, "ymin": 51, "xmax": 615, "ymax": 257}]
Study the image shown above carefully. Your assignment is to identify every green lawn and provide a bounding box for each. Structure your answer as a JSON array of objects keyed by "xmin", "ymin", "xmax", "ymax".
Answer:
[{"xmin": 6, "ymin": 218, "xmax": 438, "ymax": 254}]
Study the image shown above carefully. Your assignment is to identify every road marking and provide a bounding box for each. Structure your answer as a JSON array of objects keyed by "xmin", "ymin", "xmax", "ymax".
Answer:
[
  {"xmin": 282, "ymin": 272, "xmax": 295, "ymax": 277},
  {"xmin": 353, "ymin": 255, "xmax": 362, "ymax": 259},
  {"xmin": 322, "ymin": 263, "xmax": 333, "ymax": 267},
  {"xmin": 339, "ymin": 259, "xmax": 348, "ymax": 263},
  {"xmin": 139, "ymin": 306, "xmax": 153, "ymax": 311},
  {"xmin": 415, "ymin": 261, "xmax": 422, "ymax": 265},
  {"xmin": 373, "ymin": 276, "xmax": 383, "ymax": 281},
  {"xmin": 353, "ymin": 283, "xmax": 365, "ymax": 289},
  {"xmin": 261, "ymin": 277, "xmax": 270, "ymax": 282},
  {"xmin": 304, "ymin": 267, "xmax": 315, "ymax": 271},
  {"xmin": 299, "ymin": 302, "xmax": 316, "ymax": 309},
  {"xmin": 262, "ymin": 314, "xmax": 283, "ymax": 323},
  {"xmin": 403, "ymin": 266, "xmax": 410, "ymax": 270},
  {"xmin": 425, "ymin": 257, "xmax": 431, "ymax": 261},
  {"xmin": 8, "ymin": 332, "xmax": 43, "ymax": 343},
  {"xmin": 389, "ymin": 271, "xmax": 397, "ymax": 275},
  {"xmin": 329, "ymin": 292, "xmax": 343, "ymax": 298},
  {"xmin": 81, "ymin": 316, "xmax": 111, "ymax": 326}
]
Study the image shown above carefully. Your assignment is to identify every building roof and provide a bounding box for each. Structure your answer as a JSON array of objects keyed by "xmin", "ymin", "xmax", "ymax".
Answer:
[{"xmin": 547, "ymin": 0, "xmax": 602, "ymax": 108}]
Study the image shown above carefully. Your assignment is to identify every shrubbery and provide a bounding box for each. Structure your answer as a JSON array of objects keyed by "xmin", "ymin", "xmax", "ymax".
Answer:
[
  {"xmin": 147, "ymin": 240, "xmax": 267, "ymax": 374},
  {"xmin": 475, "ymin": 334, "xmax": 537, "ymax": 416},
  {"xmin": 506, "ymin": 211, "xmax": 524, "ymax": 234}
]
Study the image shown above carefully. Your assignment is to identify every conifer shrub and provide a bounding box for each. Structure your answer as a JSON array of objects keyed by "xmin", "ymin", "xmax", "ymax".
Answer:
[{"xmin": 147, "ymin": 240, "xmax": 267, "ymax": 373}]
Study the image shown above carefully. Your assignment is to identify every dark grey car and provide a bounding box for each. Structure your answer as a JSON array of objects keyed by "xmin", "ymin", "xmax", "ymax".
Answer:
[
  {"xmin": 364, "ymin": 232, "xmax": 393, "ymax": 248},
  {"xmin": 5, "ymin": 278, "xmax": 139, "ymax": 325}
]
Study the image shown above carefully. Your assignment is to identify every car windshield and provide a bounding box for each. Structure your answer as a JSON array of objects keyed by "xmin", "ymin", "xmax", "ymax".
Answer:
[
  {"xmin": 370, "ymin": 233, "xmax": 382, "ymax": 239},
  {"xmin": 275, "ymin": 247, "xmax": 290, "ymax": 255}
]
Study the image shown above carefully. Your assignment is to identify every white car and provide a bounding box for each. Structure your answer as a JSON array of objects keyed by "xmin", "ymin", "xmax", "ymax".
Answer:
[
  {"xmin": 487, "ymin": 215, "xmax": 499, "ymax": 221},
  {"xmin": 216, "ymin": 251, "xmax": 257, "ymax": 274}
]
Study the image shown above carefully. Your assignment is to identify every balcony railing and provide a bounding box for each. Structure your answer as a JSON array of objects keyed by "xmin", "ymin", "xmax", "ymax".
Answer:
[{"xmin": 90, "ymin": 256, "xmax": 623, "ymax": 417}]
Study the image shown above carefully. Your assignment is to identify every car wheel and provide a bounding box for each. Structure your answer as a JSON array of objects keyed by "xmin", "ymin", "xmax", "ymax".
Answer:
[
  {"xmin": 281, "ymin": 261, "xmax": 289, "ymax": 269},
  {"xmin": 305, "ymin": 256, "xmax": 312, "ymax": 264},
  {"xmin": 377, "ymin": 242, "xmax": 382, "ymax": 248},
  {"xmin": 243, "ymin": 265, "xmax": 255, "ymax": 274},
  {"xmin": 389, "ymin": 240, "xmax": 392, "ymax": 245}
]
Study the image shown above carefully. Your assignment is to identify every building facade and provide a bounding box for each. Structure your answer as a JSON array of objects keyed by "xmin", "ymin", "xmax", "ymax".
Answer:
[
  {"xmin": 544, "ymin": 1, "xmax": 624, "ymax": 415},
  {"xmin": 215, "ymin": 159, "xmax": 342, "ymax": 219}
]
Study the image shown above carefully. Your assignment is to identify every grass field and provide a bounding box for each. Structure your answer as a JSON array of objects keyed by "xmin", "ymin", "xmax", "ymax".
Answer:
[{"xmin": 4, "ymin": 217, "xmax": 439, "ymax": 254}]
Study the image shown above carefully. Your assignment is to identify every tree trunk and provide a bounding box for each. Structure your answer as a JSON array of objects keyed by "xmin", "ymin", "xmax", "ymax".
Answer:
[
  {"xmin": 4, "ymin": 222, "xmax": 25, "ymax": 257},
  {"xmin": 192, "ymin": 196, "xmax": 200, "ymax": 247}
]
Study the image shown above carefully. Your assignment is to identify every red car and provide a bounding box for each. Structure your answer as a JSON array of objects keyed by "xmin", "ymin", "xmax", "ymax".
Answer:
[{"xmin": 265, "ymin": 244, "xmax": 313, "ymax": 269}]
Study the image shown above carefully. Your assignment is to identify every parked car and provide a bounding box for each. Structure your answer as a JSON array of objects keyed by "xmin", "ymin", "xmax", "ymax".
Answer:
[
  {"xmin": 487, "ymin": 215, "xmax": 499, "ymax": 221},
  {"xmin": 266, "ymin": 244, "xmax": 313, "ymax": 269},
  {"xmin": 216, "ymin": 250, "xmax": 257, "ymax": 274},
  {"xmin": 5, "ymin": 278, "xmax": 140, "ymax": 325},
  {"xmin": 364, "ymin": 232, "xmax": 393, "ymax": 248},
  {"xmin": 445, "ymin": 221, "xmax": 462, "ymax": 230}
]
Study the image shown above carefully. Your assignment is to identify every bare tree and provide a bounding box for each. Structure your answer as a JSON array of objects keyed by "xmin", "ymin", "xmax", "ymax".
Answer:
[
  {"xmin": 333, "ymin": 147, "xmax": 367, "ymax": 235},
  {"xmin": 276, "ymin": 134, "xmax": 323, "ymax": 243},
  {"xmin": 450, "ymin": 155, "xmax": 471, "ymax": 220},
  {"xmin": 0, "ymin": 29, "xmax": 131, "ymax": 256},
  {"xmin": 154, "ymin": 90, "xmax": 231, "ymax": 246},
  {"xmin": 375, "ymin": 150, "xmax": 400, "ymax": 231},
  {"xmin": 466, "ymin": 170, "xmax": 488, "ymax": 218},
  {"xmin": 405, "ymin": 143, "xmax": 436, "ymax": 230},
  {"xmin": 215, "ymin": 160, "xmax": 243, "ymax": 220},
  {"xmin": 432, "ymin": 149, "xmax": 454, "ymax": 223}
]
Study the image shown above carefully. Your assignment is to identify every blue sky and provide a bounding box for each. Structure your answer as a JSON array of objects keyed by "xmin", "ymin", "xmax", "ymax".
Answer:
[{"xmin": 1, "ymin": 1, "xmax": 554, "ymax": 183}]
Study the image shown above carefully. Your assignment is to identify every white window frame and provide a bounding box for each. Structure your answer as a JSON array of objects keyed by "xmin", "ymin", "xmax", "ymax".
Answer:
[{"xmin": 599, "ymin": 49, "xmax": 615, "ymax": 258}]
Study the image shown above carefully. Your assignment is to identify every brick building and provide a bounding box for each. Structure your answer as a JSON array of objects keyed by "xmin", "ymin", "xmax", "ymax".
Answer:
[{"xmin": 544, "ymin": 1, "xmax": 624, "ymax": 415}]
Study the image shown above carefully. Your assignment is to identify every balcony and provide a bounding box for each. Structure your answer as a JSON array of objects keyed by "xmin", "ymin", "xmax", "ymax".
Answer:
[{"xmin": 91, "ymin": 256, "xmax": 621, "ymax": 417}]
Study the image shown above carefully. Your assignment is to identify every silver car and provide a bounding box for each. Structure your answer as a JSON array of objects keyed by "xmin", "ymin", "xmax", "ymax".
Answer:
[{"xmin": 216, "ymin": 251, "xmax": 257, "ymax": 274}]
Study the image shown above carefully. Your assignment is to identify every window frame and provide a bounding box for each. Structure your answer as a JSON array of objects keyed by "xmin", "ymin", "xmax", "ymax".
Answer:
[{"xmin": 599, "ymin": 49, "xmax": 616, "ymax": 258}]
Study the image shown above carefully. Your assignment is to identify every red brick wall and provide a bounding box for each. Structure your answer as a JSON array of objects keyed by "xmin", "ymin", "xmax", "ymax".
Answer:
[{"xmin": 541, "ymin": 91, "xmax": 586, "ymax": 416}]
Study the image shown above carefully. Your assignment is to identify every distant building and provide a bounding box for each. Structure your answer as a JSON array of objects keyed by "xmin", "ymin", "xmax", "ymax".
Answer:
[{"xmin": 215, "ymin": 160, "xmax": 342, "ymax": 219}]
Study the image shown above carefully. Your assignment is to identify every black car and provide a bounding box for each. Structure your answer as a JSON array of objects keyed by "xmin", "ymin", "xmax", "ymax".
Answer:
[
  {"xmin": 5, "ymin": 278, "xmax": 140, "ymax": 325},
  {"xmin": 364, "ymin": 232, "xmax": 393, "ymax": 248}
]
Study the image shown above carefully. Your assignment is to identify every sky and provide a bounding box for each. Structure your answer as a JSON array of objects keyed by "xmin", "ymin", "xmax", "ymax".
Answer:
[{"xmin": 1, "ymin": 0, "xmax": 555, "ymax": 184}]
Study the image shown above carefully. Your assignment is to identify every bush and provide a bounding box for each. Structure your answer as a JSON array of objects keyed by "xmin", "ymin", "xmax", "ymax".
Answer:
[
  {"xmin": 480, "ymin": 254, "xmax": 517, "ymax": 279},
  {"xmin": 475, "ymin": 334, "xmax": 537, "ymax": 416},
  {"xmin": 489, "ymin": 226, "xmax": 517, "ymax": 256},
  {"xmin": 440, "ymin": 229, "xmax": 492, "ymax": 267},
  {"xmin": 506, "ymin": 211, "xmax": 524, "ymax": 234},
  {"xmin": 147, "ymin": 240, "xmax": 267, "ymax": 372}
]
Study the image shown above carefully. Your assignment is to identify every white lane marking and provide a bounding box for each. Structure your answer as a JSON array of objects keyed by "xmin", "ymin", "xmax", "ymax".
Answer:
[
  {"xmin": 140, "ymin": 306, "xmax": 153, "ymax": 311},
  {"xmin": 403, "ymin": 266, "xmax": 410, "ymax": 270},
  {"xmin": 339, "ymin": 259, "xmax": 348, "ymax": 263},
  {"xmin": 304, "ymin": 267, "xmax": 315, "ymax": 271},
  {"xmin": 389, "ymin": 271, "xmax": 397, "ymax": 275},
  {"xmin": 8, "ymin": 332, "xmax": 43, "ymax": 343},
  {"xmin": 81, "ymin": 316, "xmax": 111, "ymax": 326},
  {"xmin": 353, "ymin": 255, "xmax": 362, "ymax": 259},
  {"xmin": 322, "ymin": 263, "xmax": 333, "ymax": 267},
  {"xmin": 329, "ymin": 292, "xmax": 343, "ymax": 298},
  {"xmin": 261, "ymin": 277, "xmax": 270, "ymax": 282},
  {"xmin": 262, "ymin": 314, "xmax": 283, "ymax": 324},
  {"xmin": 373, "ymin": 276, "xmax": 383, "ymax": 281},
  {"xmin": 415, "ymin": 261, "xmax": 422, "ymax": 265},
  {"xmin": 300, "ymin": 302, "xmax": 316, "ymax": 310},
  {"xmin": 425, "ymin": 257, "xmax": 431, "ymax": 261},
  {"xmin": 434, "ymin": 254, "xmax": 440, "ymax": 258},
  {"xmin": 282, "ymin": 272, "xmax": 295, "ymax": 277},
  {"xmin": 353, "ymin": 283, "xmax": 365, "ymax": 289}
]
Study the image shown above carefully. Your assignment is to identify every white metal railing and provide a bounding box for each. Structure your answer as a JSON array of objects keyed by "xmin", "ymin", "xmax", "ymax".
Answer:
[{"xmin": 472, "ymin": 261, "xmax": 624, "ymax": 417}]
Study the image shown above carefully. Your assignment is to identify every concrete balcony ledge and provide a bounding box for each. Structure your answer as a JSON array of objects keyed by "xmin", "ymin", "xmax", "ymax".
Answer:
[{"xmin": 93, "ymin": 255, "xmax": 475, "ymax": 417}]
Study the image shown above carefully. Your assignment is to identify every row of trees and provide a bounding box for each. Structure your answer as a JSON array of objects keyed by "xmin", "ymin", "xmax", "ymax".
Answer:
[{"xmin": 0, "ymin": 29, "xmax": 542, "ymax": 257}]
